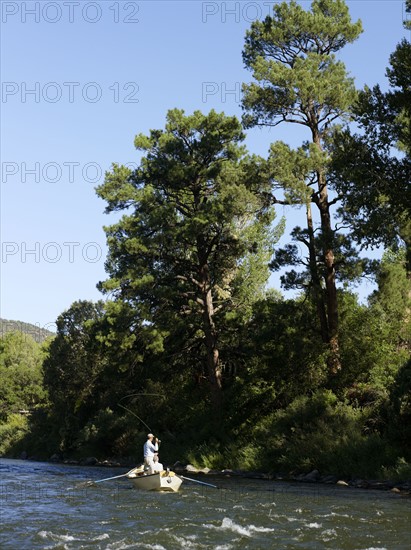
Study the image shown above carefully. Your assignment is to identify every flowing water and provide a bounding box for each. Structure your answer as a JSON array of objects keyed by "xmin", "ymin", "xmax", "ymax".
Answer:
[{"xmin": 0, "ymin": 459, "xmax": 410, "ymax": 549}]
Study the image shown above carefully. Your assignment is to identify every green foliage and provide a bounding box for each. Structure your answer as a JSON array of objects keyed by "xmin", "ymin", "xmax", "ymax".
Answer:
[
  {"xmin": 405, "ymin": 0, "xmax": 411, "ymax": 31},
  {"xmin": 186, "ymin": 443, "xmax": 228, "ymax": 470},
  {"xmin": 237, "ymin": 391, "xmax": 396, "ymax": 478},
  {"xmin": 0, "ymin": 414, "xmax": 29, "ymax": 456},
  {"xmin": 96, "ymin": 109, "xmax": 282, "ymax": 415},
  {"xmin": 98, "ymin": 110, "xmax": 278, "ymax": 320},
  {"xmin": 267, "ymin": 142, "xmax": 327, "ymax": 205},
  {"xmin": 329, "ymin": 30, "xmax": 411, "ymax": 272},
  {"xmin": 42, "ymin": 301, "xmax": 110, "ymax": 452},
  {"xmin": 73, "ymin": 409, "xmax": 137, "ymax": 458},
  {"xmin": 225, "ymin": 294, "xmax": 328, "ymax": 420},
  {"xmin": 386, "ymin": 358, "xmax": 411, "ymax": 457},
  {"xmin": 369, "ymin": 248, "xmax": 411, "ymax": 348},
  {"xmin": 382, "ymin": 458, "xmax": 411, "ymax": 482},
  {"xmin": 332, "ymin": 290, "xmax": 408, "ymax": 395},
  {"xmin": 387, "ymin": 38, "xmax": 411, "ymax": 155},
  {"xmin": 241, "ymin": 0, "xmax": 366, "ymax": 371},
  {"xmin": 0, "ymin": 332, "xmax": 48, "ymax": 421},
  {"xmin": 185, "ymin": 390, "xmax": 403, "ymax": 479},
  {"xmin": 4, "ymin": 5, "xmax": 409, "ymax": 481},
  {"xmin": 242, "ymin": 0, "xmax": 361, "ymax": 128}
]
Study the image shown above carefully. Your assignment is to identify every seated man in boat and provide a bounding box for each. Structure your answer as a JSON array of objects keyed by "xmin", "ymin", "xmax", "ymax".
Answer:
[
  {"xmin": 152, "ymin": 453, "xmax": 164, "ymax": 473},
  {"xmin": 143, "ymin": 433, "xmax": 159, "ymax": 474}
]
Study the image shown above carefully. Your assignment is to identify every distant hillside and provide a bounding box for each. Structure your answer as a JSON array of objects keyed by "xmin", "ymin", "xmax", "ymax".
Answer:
[{"xmin": 0, "ymin": 318, "xmax": 55, "ymax": 343}]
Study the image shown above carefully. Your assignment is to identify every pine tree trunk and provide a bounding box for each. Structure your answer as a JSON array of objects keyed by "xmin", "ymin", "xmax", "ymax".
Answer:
[
  {"xmin": 306, "ymin": 202, "xmax": 329, "ymax": 343},
  {"xmin": 203, "ymin": 303, "xmax": 223, "ymax": 413},
  {"xmin": 198, "ymin": 260, "xmax": 223, "ymax": 417},
  {"xmin": 318, "ymin": 184, "xmax": 341, "ymax": 372},
  {"xmin": 313, "ymin": 129, "xmax": 342, "ymax": 373}
]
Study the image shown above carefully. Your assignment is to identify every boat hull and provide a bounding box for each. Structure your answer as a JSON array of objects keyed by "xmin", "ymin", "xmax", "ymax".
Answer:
[{"xmin": 128, "ymin": 471, "xmax": 183, "ymax": 492}]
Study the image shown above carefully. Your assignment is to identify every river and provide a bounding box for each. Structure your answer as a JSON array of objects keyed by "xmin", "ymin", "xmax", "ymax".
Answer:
[{"xmin": 0, "ymin": 459, "xmax": 410, "ymax": 549}]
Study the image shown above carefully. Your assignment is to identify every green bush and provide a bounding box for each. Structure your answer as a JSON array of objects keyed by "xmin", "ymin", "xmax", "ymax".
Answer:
[
  {"xmin": 184, "ymin": 439, "xmax": 259, "ymax": 471},
  {"xmin": 382, "ymin": 457, "xmax": 411, "ymax": 481},
  {"xmin": 73, "ymin": 408, "xmax": 137, "ymax": 458},
  {"xmin": 238, "ymin": 390, "xmax": 397, "ymax": 478},
  {"xmin": 386, "ymin": 358, "xmax": 411, "ymax": 457},
  {"xmin": 0, "ymin": 414, "xmax": 29, "ymax": 456},
  {"xmin": 186, "ymin": 442, "xmax": 227, "ymax": 470}
]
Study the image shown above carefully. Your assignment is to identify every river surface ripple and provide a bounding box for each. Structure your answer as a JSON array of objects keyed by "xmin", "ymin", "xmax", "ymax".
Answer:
[{"xmin": 0, "ymin": 459, "xmax": 410, "ymax": 549}]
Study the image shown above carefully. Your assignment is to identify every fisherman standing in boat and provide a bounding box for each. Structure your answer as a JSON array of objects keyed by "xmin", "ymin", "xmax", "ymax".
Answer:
[{"xmin": 143, "ymin": 433, "xmax": 160, "ymax": 474}]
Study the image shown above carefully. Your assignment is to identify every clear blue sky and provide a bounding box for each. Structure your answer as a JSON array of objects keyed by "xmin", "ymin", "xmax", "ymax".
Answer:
[{"xmin": 0, "ymin": 0, "xmax": 408, "ymax": 330}]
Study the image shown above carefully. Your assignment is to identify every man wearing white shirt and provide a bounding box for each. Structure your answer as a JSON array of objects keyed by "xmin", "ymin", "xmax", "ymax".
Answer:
[
  {"xmin": 143, "ymin": 433, "xmax": 159, "ymax": 474},
  {"xmin": 152, "ymin": 453, "xmax": 164, "ymax": 472}
]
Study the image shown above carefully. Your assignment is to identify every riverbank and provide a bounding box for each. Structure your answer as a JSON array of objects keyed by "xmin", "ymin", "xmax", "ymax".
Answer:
[
  {"xmin": 8, "ymin": 453, "xmax": 411, "ymax": 495},
  {"xmin": 172, "ymin": 463, "xmax": 411, "ymax": 495}
]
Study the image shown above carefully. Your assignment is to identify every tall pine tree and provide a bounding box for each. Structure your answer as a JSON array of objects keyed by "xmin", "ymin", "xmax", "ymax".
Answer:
[
  {"xmin": 96, "ymin": 109, "xmax": 280, "ymax": 419},
  {"xmin": 242, "ymin": 0, "xmax": 363, "ymax": 372}
]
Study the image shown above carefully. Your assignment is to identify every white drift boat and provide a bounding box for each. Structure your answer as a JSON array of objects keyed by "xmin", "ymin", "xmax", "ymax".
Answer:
[{"xmin": 127, "ymin": 466, "xmax": 183, "ymax": 492}]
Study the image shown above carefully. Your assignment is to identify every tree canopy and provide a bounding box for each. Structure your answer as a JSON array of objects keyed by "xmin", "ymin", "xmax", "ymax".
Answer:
[
  {"xmin": 96, "ymin": 109, "xmax": 282, "ymax": 418},
  {"xmin": 2, "ymin": 1, "xmax": 410, "ymax": 478},
  {"xmin": 242, "ymin": 0, "xmax": 363, "ymax": 372}
]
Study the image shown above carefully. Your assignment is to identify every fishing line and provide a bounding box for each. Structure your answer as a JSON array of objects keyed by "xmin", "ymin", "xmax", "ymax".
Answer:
[
  {"xmin": 117, "ymin": 393, "xmax": 165, "ymax": 433},
  {"xmin": 117, "ymin": 403, "xmax": 152, "ymax": 433},
  {"xmin": 118, "ymin": 393, "xmax": 165, "ymax": 402}
]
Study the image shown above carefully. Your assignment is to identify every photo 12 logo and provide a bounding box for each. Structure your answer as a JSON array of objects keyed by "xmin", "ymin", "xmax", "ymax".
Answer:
[
  {"xmin": 1, "ymin": 242, "xmax": 103, "ymax": 264},
  {"xmin": 1, "ymin": 2, "xmax": 140, "ymax": 24},
  {"xmin": 1, "ymin": 162, "xmax": 139, "ymax": 184},
  {"xmin": 1, "ymin": 82, "xmax": 140, "ymax": 104},
  {"xmin": 2, "ymin": 162, "xmax": 102, "ymax": 184},
  {"xmin": 201, "ymin": 2, "xmax": 273, "ymax": 23}
]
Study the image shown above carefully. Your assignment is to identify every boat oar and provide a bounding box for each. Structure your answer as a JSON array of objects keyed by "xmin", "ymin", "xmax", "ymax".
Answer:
[
  {"xmin": 90, "ymin": 470, "xmax": 135, "ymax": 485},
  {"xmin": 180, "ymin": 475, "xmax": 218, "ymax": 489},
  {"xmin": 71, "ymin": 467, "xmax": 140, "ymax": 489}
]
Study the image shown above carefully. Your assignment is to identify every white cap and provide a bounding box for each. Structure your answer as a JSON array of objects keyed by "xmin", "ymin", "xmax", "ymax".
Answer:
[{"xmin": 147, "ymin": 433, "xmax": 154, "ymax": 438}]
